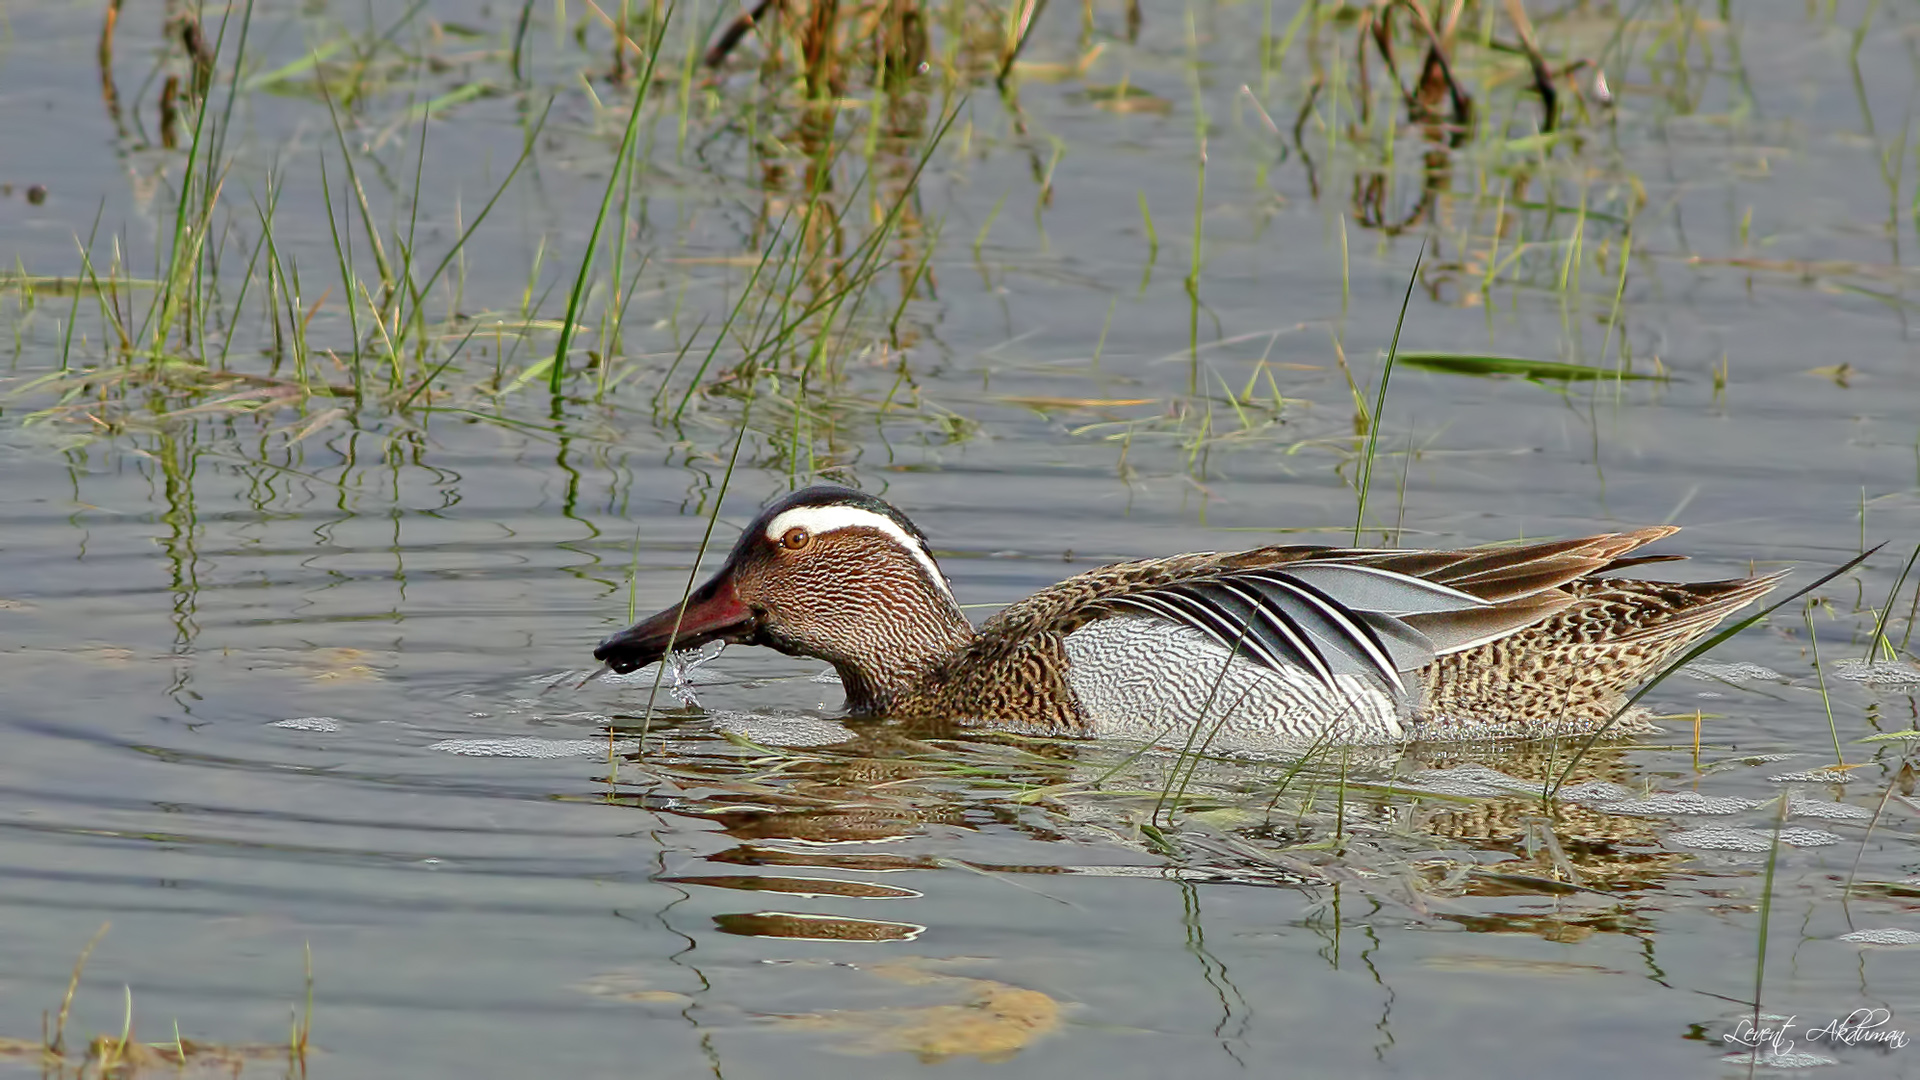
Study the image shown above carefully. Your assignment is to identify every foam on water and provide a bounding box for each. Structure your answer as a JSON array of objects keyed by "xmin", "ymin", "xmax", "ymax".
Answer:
[
  {"xmin": 1832, "ymin": 658, "xmax": 1920, "ymax": 685},
  {"xmin": 1556, "ymin": 780, "xmax": 1637, "ymax": 804},
  {"xmin": 1718, "ymin": 1049, "xmax": 1838, "ymax": 1069},
  {"xmin": 430, "ymin": 737, "xmax": 640, "ymax": 758},
  {"xmin": 1787, "ymin": 797, "xmax": 1873, "ymax": 820},
  {"xmin": 1681, "ymin": 661, "xmax": 1784, "ymax": 681},
  {"xmin": 270, "ymin": 716, "xmax": 343, "ymax": 732},
  {"xmin": 1403, "ymin": 765, "xmax": 1532, "ymax": 797},
  {"xmin": 709, "ymin": 712, "xmax": 856, "ymax": 747},
  {"xmin": 1592, "ymin": 791, "xmax": 1761, "ymax": 817},
  {"xmin": 1670, "ymin": 825, "xmax": 1842, "ymax": 851},
  {"xmin": 1837, "ymin": 928, "xmax": 1920, "ymax": 945}
]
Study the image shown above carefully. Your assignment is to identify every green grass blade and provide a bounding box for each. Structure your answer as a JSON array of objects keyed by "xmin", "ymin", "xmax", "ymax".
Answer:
[
  {"xmin": 1353, "ymin": 238, "xmax": 1423, "ymax": 545},
  {"xmin": 1396, "ymin": 352, "xmax": 1659, "ymax": 382},
  {"xmin": 550, "ymin": 5, "xmax": 673, "ymax": 396}
]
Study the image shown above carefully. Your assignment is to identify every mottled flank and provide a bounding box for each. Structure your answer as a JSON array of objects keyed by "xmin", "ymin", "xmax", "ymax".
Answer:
[
  {"xmin": 599, "ymin": 486, "xmax": 1786, "ymax": 748},
  {"xmin": 1414, "ymin": 576, "xmax": 1784, "ymax": 738},
  {"xmin": 914, "ymin": 631, "xmax": 1083, "ymax": 732}
]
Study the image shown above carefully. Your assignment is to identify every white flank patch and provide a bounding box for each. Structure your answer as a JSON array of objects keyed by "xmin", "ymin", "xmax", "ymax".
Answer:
[{"xmin": 763, "ymin": 504, "xmax": 957, "ymax": 606}]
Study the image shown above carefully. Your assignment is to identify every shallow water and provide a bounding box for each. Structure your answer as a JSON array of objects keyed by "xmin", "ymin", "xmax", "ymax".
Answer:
[{"xmin": 5, "ymin": 0, "xmax": 1920, "ymax": 1076}]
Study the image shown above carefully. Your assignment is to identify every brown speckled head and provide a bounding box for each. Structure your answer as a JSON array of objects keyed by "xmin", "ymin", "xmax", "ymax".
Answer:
[{"xmin": 594, "ymin": 486, "xmax": 973, "ymax": 713}]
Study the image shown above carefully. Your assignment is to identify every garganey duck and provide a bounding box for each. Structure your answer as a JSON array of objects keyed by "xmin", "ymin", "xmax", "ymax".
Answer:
[{"xmin": 594, "ymin": 486, "xmax": 1785, "ymax": 747}]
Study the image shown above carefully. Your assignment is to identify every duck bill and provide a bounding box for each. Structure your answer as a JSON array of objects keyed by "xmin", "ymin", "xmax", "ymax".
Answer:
[{"xmin": 594, "ymin": 578, "xmax": 756, "ymax": 674}]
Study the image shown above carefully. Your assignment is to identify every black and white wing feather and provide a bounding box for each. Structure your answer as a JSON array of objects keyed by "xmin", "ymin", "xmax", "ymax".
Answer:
[{"xmin": 1102, "ymin": 564, "xmax": 1491, "ymax": 698}]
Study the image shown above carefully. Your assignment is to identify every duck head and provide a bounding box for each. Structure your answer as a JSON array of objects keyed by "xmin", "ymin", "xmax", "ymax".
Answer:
[{"xmin": 593, "ymin": 486, "xmax": 973, "ymax": 712}]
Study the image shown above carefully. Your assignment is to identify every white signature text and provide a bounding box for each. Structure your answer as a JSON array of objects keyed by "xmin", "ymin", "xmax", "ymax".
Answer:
[{"xmin": 1724, "ymin": 1010, "xmax": 1911, "ymax": 1054}]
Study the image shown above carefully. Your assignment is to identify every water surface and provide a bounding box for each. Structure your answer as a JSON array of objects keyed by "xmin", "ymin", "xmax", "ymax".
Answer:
[{"xmin": 4, "ymin": 0, "xmax": 1920, "ymax": 1075}]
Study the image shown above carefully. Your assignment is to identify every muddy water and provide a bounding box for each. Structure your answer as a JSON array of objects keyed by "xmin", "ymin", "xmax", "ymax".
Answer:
[{"xmin": 5, "ymin": 0, "xmax": 1920, "ymax": 1076}]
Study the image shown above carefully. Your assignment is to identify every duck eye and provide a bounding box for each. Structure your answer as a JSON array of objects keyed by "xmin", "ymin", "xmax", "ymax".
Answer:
[{"xmin": 780, "ymin": 527, "xmax": 810, "ymax": 550}]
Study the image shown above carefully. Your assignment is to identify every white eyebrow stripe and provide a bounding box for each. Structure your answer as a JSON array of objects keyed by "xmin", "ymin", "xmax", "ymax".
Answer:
[{"xmin": 763, "ymin": 505, "xmax": 958, "ymax": 606}]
